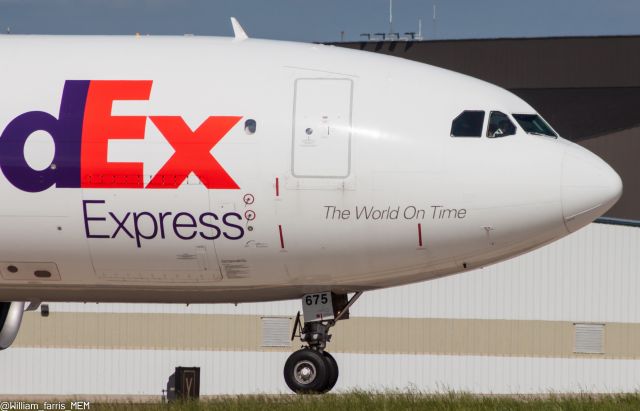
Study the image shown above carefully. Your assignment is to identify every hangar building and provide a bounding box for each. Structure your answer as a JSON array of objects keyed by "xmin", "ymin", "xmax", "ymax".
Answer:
[{"xmin": 1, "ymin": 36, "xmax": 639, "ymax": 398}]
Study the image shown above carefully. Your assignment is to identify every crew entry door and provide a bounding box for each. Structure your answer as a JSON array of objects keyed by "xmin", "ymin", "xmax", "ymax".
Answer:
[{"xmin": 292, "ymin": 78, "xmax": 353, "ymax": 178}]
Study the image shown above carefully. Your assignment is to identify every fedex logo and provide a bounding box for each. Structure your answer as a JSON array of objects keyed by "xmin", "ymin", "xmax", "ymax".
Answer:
[{"xmin": 0, "ymin": 80, "xmax": 241, "ymax": 192}]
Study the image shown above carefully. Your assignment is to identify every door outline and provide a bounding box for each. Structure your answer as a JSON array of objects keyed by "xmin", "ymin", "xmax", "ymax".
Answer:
[{"xmin": 290, "ymin": 78, "xmax": 354, "ymax": 179}]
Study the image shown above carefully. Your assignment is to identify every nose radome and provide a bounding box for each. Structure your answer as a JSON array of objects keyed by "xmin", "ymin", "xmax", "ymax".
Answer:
[{"xmin": 562, "ymin": 146, "xmax": 623, "ymax": 232}]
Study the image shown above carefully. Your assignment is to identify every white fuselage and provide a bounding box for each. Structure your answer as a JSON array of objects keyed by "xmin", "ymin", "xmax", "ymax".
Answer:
[{"xmin": 0, "ymin": 36, "xmax": 622, "ymax": 303}]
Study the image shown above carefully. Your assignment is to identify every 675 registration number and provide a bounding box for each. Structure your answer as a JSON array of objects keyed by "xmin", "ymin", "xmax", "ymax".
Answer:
[{"xmin": 302, "ymin": 292, "xmax": 334, "ymax": 322}]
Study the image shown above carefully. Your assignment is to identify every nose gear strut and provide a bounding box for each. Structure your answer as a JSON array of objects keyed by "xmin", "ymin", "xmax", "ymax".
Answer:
[{"xmin": 283, "ymin": 291, "xmax": 362, "ymax": 394}]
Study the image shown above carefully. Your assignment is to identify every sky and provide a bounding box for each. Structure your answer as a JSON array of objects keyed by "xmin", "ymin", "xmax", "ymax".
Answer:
[{"xmin": 1, "ymin": 0, "xmax": 640, "ymax": 43}]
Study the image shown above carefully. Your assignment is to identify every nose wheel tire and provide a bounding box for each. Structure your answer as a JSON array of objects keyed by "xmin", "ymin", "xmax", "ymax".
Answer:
[
  {"xmin": 321, "ymin": 351, "xmax": 339, "ymax": 392},
  {"xmin": 284, "ymin": 349, "xmax": 329, "ymax": 394}
]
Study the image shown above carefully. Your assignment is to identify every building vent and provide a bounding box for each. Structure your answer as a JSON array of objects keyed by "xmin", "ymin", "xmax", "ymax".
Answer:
[
  {"xmin": 574, "ymin": 323, "xmax": 605, "ymax": 354},
  {"xmin": 261, "ymin": 317, "xmax": 291, "ymax": 347}
]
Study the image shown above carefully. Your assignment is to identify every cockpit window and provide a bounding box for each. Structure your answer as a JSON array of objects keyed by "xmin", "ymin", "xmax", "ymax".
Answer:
[
  {"xmin": 450, "ymin": 111, "xmax": 484, "ymax": 137},
  {"xmin": 487, "ymin": 111, "xmax": 516, "ymax": 138},
  {"xmin": 512, "ymin": 114, "xmax": 557, "ymax": 137}
]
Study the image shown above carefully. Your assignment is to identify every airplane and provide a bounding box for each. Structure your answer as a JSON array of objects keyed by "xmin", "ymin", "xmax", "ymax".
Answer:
[{"xmin": 0, "ymin": 19, "xmax": 622, "ymax": 393}]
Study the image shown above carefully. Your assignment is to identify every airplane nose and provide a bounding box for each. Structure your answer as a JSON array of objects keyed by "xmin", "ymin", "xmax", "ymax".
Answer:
[{"xmin": 562, "ymin": 146, "xmax": 623, "ymax": 232}]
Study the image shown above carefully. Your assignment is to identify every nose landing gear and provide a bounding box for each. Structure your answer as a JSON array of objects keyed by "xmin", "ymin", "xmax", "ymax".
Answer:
[{"xmin": 284, "ymin": 291, "xmax": 362, "ymax": 394}]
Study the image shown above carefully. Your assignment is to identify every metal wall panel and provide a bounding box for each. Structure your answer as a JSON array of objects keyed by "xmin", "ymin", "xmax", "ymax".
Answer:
[
  {"xmin": 333, "ymin": 37, "xmax": 640, "ymax": 90},
  {"xmin": 1, "ymin": 348, "xmax": 639, "ymax": 396}
]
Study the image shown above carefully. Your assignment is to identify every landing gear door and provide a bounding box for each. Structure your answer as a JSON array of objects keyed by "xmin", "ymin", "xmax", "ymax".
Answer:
[{"xmin": 292, "ymin": 79, "xmax": 353, "ymax": 178}]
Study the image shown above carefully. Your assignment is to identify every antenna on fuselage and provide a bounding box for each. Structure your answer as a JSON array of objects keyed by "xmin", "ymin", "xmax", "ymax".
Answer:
[
  {"xmin": 432, "ymin": 2, "xmax": 437, "ymax": 39},
  {"xmin": 389, "ymin": 0, "xmax": 393, "ymax": 36},
  {"xmin": 230, "ymin": 17, "xmax": 249, "ymax": 40}
]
